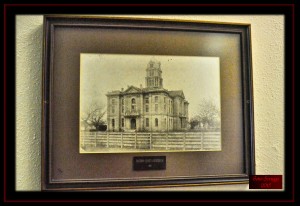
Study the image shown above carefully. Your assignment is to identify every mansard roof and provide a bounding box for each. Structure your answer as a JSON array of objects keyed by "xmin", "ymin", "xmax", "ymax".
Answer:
[
  {"xmin": 106, "ymin": 90, "xmax": 121, "ymax": 96},
  {"xmin": 168, "ymin": 90, "xmax": 185, "ymax": 99}
]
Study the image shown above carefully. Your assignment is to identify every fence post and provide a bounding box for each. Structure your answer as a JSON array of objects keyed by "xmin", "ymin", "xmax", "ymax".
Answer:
[
  {"xmin": 149, "ymin": 133, "xmax": 152, "ymax": 150},
  {"xmin": 201, "ymin": 132, "xmax": 204, "ymax": 150},
  {"xmin": 135, "ymin": 132, "xmax": 137, "ymax": 149},
  {"xmin": 107, "ymin": 132, "xmax": 109, "ymax": 148},
  {"xmin": 81, "ymin": 132, "xmax": 85, "ymax": 147},
  {"xmin": 184, "ymin": 132, "xmax": 186, "ymax": 150},
  {"xmin": 121, "ymin": 132, "xmax": 123, "ymax": 148},
  {"xmin": 166, "ymin": 133, "xmax": 168, "ymax": 150}
]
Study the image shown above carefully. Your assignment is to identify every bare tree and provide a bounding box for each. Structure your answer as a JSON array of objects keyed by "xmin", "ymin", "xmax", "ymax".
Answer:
[
  {"xmin": 81, "ymin": 102, "xmax": 106, "ymax": 131},
  {"xmin": 191, "ymin": 98, "xmax": 220, "ymax": 129},
  {"xmin": 189, "ymin": 117, "xmax": 201, "ymax": 129}
]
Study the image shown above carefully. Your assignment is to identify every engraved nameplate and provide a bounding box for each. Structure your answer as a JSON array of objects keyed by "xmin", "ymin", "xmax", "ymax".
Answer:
[{"xmin": 133, "ymin": 156, "xmax": 166, "ymax": 171}]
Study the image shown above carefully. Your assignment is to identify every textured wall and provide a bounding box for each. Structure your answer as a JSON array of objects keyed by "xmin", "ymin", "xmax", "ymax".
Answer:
[{"xmin": 16, "ymin": 15, "xmax": 284, "ymax": 191}]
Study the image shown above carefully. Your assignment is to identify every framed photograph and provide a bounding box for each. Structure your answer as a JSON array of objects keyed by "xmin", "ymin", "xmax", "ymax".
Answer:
[{"xmin": 42, "ymin": 15, "xmax": 255, "ymax": 190}]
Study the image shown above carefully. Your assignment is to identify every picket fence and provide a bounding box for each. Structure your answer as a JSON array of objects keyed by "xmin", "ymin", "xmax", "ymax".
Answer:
[{"xmin": 80, "ymin": 131, "xmax": 221, "ymax": 151}]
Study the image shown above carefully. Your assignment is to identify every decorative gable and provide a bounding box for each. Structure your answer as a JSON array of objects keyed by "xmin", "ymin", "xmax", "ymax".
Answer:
[{"xmin": 124, "ymin": 86, "xmax": 141, "ymax": 94}]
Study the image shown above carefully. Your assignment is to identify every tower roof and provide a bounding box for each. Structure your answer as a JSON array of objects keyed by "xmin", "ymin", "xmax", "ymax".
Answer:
[
  {"xmin": 147, "ymin": 57, "xmax": 161, "ymax": 71},
  {"xmin": 149, "ymin": 56, "xmax": 159, "ymax": 63}
]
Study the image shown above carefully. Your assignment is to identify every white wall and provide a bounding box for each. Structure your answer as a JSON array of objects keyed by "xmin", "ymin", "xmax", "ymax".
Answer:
[{"xmin": 16, "ymin": 15, "xmax": 284, "ymax": 191}]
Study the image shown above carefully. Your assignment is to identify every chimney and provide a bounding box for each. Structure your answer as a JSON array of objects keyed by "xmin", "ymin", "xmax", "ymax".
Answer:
[
  {"xmin": 121, "ymin": 88, "xmax": 124, "ymax": 92},
  {"xmin": 140, "ymin": 84, "xmax": 143, "ymax": 89}
]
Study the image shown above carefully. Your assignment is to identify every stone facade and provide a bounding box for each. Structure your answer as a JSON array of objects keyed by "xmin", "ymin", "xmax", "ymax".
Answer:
[{"xmin": 106, "ymin": 59, "xmax": 189, "ymax": 132}]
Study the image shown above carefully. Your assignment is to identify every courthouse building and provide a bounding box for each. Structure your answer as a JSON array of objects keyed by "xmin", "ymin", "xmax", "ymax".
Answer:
[{"xmin": 106, "ymin": 59, "xmax": 189, "ymax": 132}]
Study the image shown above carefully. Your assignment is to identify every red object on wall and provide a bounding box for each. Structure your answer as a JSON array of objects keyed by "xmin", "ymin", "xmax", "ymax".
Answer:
[{"xmin": 249, "ymin": 175, "xmax": 283, "ymax": 189}]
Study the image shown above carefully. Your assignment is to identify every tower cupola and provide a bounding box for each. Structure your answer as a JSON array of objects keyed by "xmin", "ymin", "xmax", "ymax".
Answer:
[{"xmin": 145, "ymin": 58, "xmax": 163, "ymax": 88}]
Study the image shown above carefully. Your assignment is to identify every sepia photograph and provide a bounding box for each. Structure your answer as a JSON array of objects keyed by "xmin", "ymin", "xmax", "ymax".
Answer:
[{"xmin": 80, "ymin": 54, "xmax": 221, "ymax": 153}]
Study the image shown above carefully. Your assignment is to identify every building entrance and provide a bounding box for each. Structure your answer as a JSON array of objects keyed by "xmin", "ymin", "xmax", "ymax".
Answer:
[{"xmin": 131, "ymin": 118, "xmax": 136, "ymax": 130}]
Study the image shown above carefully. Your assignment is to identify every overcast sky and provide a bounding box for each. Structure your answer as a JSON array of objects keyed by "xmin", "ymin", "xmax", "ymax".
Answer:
[{"xmin": 80, "ymin": 54, "xmax": 220, "ymax": 118}]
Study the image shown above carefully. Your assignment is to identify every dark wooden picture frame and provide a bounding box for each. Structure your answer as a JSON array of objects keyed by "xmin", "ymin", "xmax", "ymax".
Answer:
[{"xmin": 42, "ymin": 15, "xmax": 255, "ymax": 191}]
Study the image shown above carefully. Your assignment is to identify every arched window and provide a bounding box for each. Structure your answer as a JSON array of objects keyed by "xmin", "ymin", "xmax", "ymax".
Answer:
[
  {"xmin": 131, "ymin": 98, "xmax": 136, "ymax": 111},
  {"xmin": 155, "ymin": 118, "xmax": 158, "ymax": 127}
]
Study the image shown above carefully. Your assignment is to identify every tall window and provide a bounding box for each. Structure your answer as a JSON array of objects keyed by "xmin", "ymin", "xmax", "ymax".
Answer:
[
  {"xmin": 155, "ymin": 104, "xmax": 158, "ymax": 112},
  {"xmin": 181, "ymin": 101, "xmax": 183, "ymax": 113},
  {"xmin": 164, "ymin": 97, "xmax": 166, "ymax": 103},
  {"xmin": 155, "ymin": 118, "xmax": 158, "ymax": 127},
  {"xmin": 131, "ymin": 98, "xmax": 136, "ymax": 111},
  {"xmin": 155, "ymin": 96, "xmax": 158, "ymax": 102},
  {"xmin": 121, "ymin": 97, "xmax": 124, "ymax": 114},
  {"xmin": 164, "ymin": 104, "xmax": 166, "ymax": 113},
  {"xmin": 146, "ymin": 118, "xmax": 149, "ymax": 127},
  {"xmin": 145, "ymin": 97, "xmax": 149, "ymax": 103},
  {"xmin": 112, "ymin": 98, "xmax": 115, "ymax": 104},
  {"xmin": 112, "ymin": 119, "xmax": 115, "ymax": 128},
  {"xmin": 145, "ymin": 105, "xmax": 149, "ymax": 112},
  {"xmin": 112, "ymin": 106, "xmax": 115, "ymax": 113},
  {"xmin": 122, "ymin": 118, "xmax": 124, "ymax": 127}
]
